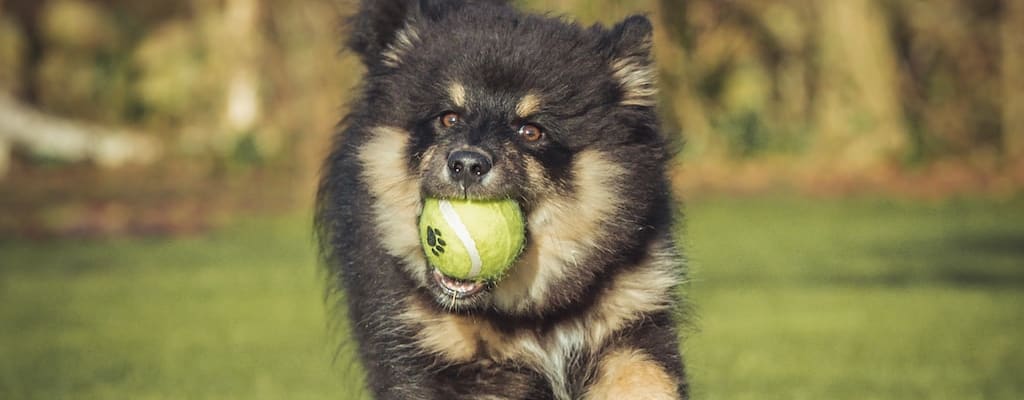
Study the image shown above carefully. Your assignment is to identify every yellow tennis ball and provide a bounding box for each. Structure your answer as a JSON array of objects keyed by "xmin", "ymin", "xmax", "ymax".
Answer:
[{"xmin": 419, "ymin": 198, "xmax": 526, "ymax": 281}]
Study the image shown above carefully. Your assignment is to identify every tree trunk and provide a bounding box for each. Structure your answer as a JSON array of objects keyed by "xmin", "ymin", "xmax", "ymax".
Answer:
[
  {"xmin": 1004, "ymin": 0, "xmax": 1024, "ymax": 160},
  {"xmin": 195, "ymin": 0, "xmax": 266, "ymax": 154},
  {"xmin": 812, "ymin": 0, "xmax": 907, "ymax": 170},
  {"xmin": 655, "ymin": 0, "xmax": 721, "ymax": 160}
]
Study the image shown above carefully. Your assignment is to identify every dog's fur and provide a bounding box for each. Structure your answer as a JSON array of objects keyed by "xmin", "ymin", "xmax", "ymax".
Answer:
[{"xmin": 316, "ymin": 1, "xmax": 688, "ymax": 398}]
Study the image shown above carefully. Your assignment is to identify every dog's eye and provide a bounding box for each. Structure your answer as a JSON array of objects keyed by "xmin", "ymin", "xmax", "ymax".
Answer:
[
  {"xmin": 517, "ymin": 124, "xmax": 544, "ymax": 142},
  {"xmin": 440, "ymin": 112, "xmax": 461, "ymax": 128}
]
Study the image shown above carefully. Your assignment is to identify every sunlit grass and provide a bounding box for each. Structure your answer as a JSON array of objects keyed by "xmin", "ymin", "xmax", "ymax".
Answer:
[
  {"xmin": 0, "ymin": 216, "xmax": 361, "ymax": 399},
  {"xmin": 684, "ymin": 197, "xmax": 1024, "ymax": 399},
  {"xmin": 1, "ymin": 197, "xmax": 1022, "ymax": 399}
]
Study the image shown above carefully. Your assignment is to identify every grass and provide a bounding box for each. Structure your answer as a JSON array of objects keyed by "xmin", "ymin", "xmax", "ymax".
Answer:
[
  {"xmin": 0, "ymin": 216, "xmax": 358, "ymax": 399},
  {"xmin": 1, "ymin": 197, "xmax": 1023, "ymax": 399},
  {"xmin": 684, "ymin": 197, "xmax": 1024, "ymax": 399}
]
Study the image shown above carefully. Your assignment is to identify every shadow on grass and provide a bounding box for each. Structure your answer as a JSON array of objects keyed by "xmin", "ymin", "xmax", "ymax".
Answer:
[
  {"xmin": 951, "ymin": 231, "xmax": 1024, "ymax": 256},
  {"xmin": 855, "ymin": 231, "xmax": 1024, "ymax": 288}
]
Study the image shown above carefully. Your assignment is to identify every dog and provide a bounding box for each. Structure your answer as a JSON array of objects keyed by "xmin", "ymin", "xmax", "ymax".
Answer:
[{"xmin": 316, "ymin": 0, "xmax": 688, "ymax": 398}]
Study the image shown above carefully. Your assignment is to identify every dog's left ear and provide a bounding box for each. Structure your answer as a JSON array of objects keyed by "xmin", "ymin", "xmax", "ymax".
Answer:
[{"xmin": 607, "ymin": 15, "xmax": 657, "ymax": 107}]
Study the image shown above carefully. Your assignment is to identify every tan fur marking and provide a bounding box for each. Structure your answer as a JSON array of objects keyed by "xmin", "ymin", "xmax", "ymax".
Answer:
[
  {"xmin": 493, "ymin": 150, "xmax": 628, "ymax": 314},
  {"xmin": 584, "ymin": 349, "xmax": 679, "ymax": 400},
  {"xmin": 357, "ymin": 126, "xmax": 425, "ymax": 285},
  {"xmin": 449, "ymin": 82, "xmax": 467, "ymax": 108},
  {"xmin": 418, "ymin": 144, "xmax": 445, "ymax": 187},
  {"xmin": 489, "ymin": 158, "xmax": 554, "ymax": 313},
  {"xmin": 402, "ymin": 297, "xmax": 519, "ymax": 362},
  {"xmin": 584, "ymin": 242, "xmax": 680, "ymax": 345},
  {"xmin": 611, "ymin": 55, "xmax": 658, "ymax": 107},
  {"xmin": 381, "ymin": 25, "xmax": 421, "ymax": 68},
  {"xmin": 400, "ymin": 300, "xmax": 479, "ymax": 362},
  {"xmin": 515, "ymin": 92, "xmax": 542, "ymax": 117},
  {"xmin": 523, "ymin": 157, "xmax": 550, "ymax": 187},
  {"xmin": 406, "ymin": 238, "xmax": 679, "ymax": 400}
]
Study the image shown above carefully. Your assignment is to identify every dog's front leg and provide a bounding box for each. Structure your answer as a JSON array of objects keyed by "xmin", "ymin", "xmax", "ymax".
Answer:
[{"xmin": 582, "ymin": 347, "xmax": 684, "ymax": 400}]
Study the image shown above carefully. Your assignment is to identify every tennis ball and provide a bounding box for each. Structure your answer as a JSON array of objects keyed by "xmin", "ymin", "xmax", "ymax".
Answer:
[{"xmin": 419, "ymin": 198, "xmax": 526, "ymax": 282}]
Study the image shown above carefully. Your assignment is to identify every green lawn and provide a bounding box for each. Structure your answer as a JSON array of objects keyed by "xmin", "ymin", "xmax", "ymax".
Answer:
[{"xmin": 2, "ymin": 197, "xmax": 1023, "ymax": 399}]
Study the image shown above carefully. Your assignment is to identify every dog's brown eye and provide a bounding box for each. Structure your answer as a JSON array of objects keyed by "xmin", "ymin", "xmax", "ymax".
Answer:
[
  {"xmin": 440, "ymin": 113, "xmax": 460, "ymax": 128},
  {"xmin": 518, "ymin": 124, "xmax": 543, "ymax": 142}
]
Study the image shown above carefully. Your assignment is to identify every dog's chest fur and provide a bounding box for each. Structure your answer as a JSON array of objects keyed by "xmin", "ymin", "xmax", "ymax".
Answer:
[{"xmin": 401, "ymin": 240, "xmax": 680, "ymax": 399}]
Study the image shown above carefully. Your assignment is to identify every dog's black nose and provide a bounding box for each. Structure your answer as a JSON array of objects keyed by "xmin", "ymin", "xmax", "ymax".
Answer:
[{"xmin": 447, "ymin": 149, "xmax": 492, "ymax": 186}]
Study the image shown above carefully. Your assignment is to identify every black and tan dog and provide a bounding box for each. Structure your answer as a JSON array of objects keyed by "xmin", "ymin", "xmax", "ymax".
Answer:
[{"xmin": 316, "ymin": 0, "xmax": 688, "ymax": 398}]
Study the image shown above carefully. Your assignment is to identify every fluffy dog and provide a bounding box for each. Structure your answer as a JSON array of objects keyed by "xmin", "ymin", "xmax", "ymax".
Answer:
[{"xmin": 316, "ymin": 0, "xmax": 688, "ymax": 398}]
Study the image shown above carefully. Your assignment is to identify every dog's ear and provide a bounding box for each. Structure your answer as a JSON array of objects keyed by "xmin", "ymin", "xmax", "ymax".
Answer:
[
  {"xmin": 348, "ymin": 0, "xmax": 511, "ymax": 68},
  {"xmin": 346, "ymin": 0, "xmax": 422, "ymax": 68},
  {"xmin": 607, "ymin": 15, "xmax": 657, "ymax": 107}
]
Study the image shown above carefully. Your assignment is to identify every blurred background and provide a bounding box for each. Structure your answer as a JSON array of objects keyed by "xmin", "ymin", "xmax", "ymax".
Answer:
[{"xmin": 1, "ymin": 0, "xmax": 1021, "ymax": 399}]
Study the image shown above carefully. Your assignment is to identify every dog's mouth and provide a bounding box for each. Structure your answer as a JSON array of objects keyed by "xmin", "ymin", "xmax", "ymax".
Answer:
[{"xmin": 431, "ymin": 268, "xmax": 486, "ymax": 299}]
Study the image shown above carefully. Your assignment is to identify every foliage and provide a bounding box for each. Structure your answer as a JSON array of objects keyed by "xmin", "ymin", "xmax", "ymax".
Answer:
[
  {"xmin": 0, "ymin": 0, "xmax": 1022, "ymax": 237},
  {"xmin": 2, "ymin": 0, "xmax": 1020, "ymax": 167},
  {"xmin": 2, "ymin": 0, "xmax": 354, "ymax": 163}
]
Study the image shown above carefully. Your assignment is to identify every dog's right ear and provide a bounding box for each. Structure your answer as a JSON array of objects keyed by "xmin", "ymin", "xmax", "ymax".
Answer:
[
  {"xmin": 348, "ymin": 0, "xmax": 510, "ymax": 68},
  {"xmin": 346, "ymin": 0, "xmax": 422, "ymax": 68}
]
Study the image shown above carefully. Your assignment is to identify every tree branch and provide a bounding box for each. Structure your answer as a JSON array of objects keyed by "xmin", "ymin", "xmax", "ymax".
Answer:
[{"xmin": 0, "ymin": 93, "xmax": 161, "ymax": 173}]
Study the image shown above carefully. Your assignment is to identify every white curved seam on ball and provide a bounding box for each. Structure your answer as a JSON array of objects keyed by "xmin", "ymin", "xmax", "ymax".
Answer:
[{"xmin": 438, "ymin": 200, "xmax": 483, "ymax": 279}]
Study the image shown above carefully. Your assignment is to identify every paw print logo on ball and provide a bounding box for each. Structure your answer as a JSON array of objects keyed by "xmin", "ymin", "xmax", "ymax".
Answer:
[{"xmin": 425, "ymin": 226, "xmax": 447, "ymax": 256}]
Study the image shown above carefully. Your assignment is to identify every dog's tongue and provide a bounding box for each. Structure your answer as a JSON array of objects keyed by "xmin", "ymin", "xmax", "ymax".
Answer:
[{"xmin": 433, "ymin": 269, "xmax": 485, "ymax": 297}]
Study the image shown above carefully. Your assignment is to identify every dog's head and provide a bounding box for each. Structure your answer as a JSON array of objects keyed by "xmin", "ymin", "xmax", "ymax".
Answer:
[{"xmin": 328, "ymin": 0, "xmax": 674, "ymax": 318}]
